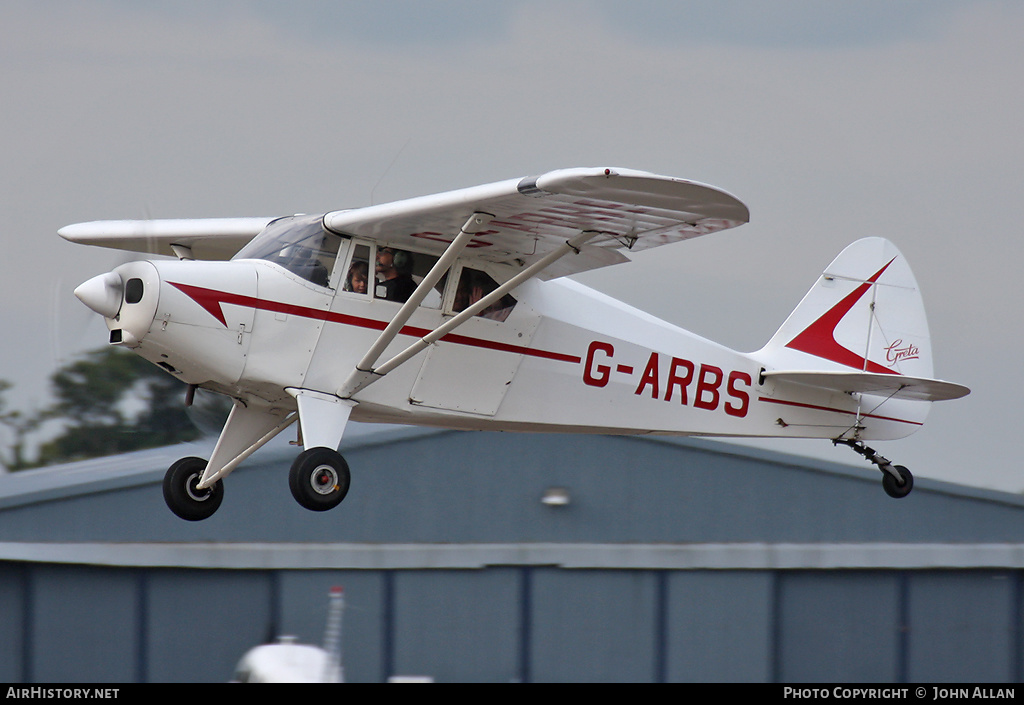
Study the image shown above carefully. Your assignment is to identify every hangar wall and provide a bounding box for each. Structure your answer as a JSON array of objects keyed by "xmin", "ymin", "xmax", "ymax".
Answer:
[
  {"xmin": 1, "ymin": 556, "xmax": 1020, "ymax": 682},
  {"xmin": 1, "ymin": 427, "xmax": 1023, "ymax": 682}
]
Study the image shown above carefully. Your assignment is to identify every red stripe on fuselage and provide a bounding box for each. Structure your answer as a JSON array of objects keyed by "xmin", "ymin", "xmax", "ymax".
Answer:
[
  {"xmin": 168, "ymin": 282, "xmax": 582, "ymax": 364},
  {"xmin": 757, "ymin": 395, "xmax": 923, "ymax": 426}
]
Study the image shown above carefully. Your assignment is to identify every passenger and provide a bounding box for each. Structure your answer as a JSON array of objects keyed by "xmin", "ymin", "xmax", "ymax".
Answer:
[
  {"xmin": 453, "ymin": 268, "xmax": 514, "ymax": 321},
  {"xmin": 453, "ymin": 273, "xmax": 470, "ymax": 313},
  {"xmin": 345, "ymin": 260, "xmax": 369, "ymax": 294},
  {"xmin": 375, "ymin": 247, "xmax": 416, "ymax": 303},
  {"xmin": 453, "ymin": 268, "xmax": 486, "ymax": 312},
  {"xmin": 480, "ymin": 296, "xmax": 514, "ymax": 322}
]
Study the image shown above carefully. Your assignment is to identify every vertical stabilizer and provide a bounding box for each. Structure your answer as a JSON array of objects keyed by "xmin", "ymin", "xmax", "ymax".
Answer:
[{"xmin": 758, "ymin": 237, "xmax": 935, "ymax": 380}]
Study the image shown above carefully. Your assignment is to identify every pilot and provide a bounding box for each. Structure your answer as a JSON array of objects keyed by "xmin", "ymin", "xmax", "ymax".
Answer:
[{"xmin": 375, "ymin": 247, "xmax": 416, "ymax": 303}]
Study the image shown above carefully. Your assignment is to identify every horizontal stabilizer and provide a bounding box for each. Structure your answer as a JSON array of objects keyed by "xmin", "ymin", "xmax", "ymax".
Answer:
[{"xmin": 763, "ymin": 370, "xmax": 970, "ymax": 402}]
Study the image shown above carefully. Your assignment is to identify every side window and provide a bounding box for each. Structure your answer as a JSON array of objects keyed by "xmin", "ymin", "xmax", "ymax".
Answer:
[
  {"xmin": 342, "ymin": 243, "xmax": 372, "ymax": 295},
  {"xmin": 453, "ymin": 268, "xmax": 516, "ymax": 322}
]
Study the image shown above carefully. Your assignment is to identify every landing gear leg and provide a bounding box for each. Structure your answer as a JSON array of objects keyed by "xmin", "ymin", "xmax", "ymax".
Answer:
[{"xmin": 833, "ymin": 438, "xmax": 914, "ymax": 499}]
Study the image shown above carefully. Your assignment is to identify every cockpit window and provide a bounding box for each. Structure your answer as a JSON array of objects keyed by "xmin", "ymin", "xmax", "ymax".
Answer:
[{"xmin": 233, "ymin": 214, "xmax": 341, "ymax": 288}]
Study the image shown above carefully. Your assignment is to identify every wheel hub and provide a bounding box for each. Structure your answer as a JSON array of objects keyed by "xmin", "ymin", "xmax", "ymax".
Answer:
[
  {"xmin": 185, "ymin": 473, "xmax": 213, "ymax": 502},
  {"xmin": 311, "ymin": 465, "xmax": 339, "ymax": 495}
]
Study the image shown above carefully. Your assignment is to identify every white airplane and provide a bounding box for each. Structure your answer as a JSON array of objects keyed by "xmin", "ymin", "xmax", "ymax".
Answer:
[
  {"xmin": 61, "ymin": 167, "xmax": 969, "ymax": 520},
  {"xmin": 233, "ymin": 586, "xmax": 344, "ymax": 683}
]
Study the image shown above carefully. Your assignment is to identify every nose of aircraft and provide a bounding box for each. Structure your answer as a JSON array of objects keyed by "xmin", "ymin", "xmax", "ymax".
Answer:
[{"xmin": 74, "ymin": 271, "xmax": 123, "ymax": 319}]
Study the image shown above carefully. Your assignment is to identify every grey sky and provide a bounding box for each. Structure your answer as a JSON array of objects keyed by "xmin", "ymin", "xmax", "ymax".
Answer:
[{"xmin": 1, "ymin": 1, "xmax": 1020, "ymax": 491}]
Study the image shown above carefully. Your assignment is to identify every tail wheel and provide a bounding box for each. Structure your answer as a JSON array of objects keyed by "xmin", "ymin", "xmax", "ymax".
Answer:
[
  {"xmin": 163, "ymin": 457, "xmax": 224, "ymax": 521},
  {"xmin": 289, "ymin": 447, "xmax": 351, "ymax": 511},
  {"xmin": 882, "ymin": 464, "xmax": 914, "ymax": 499}
]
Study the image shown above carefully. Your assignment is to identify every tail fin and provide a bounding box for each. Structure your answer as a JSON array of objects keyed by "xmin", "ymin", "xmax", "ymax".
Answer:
[{"xmin": 758, "ymin": 237, "xmax": 968, "ymax": 402}]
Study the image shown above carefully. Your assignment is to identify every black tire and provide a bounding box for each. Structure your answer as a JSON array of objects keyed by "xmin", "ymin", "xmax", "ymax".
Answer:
[
  {"xmin": 882, "ymin": 464, "xmax": 914, "ymax": 499},
  {"xmin": 163, "ymin": 457, "xmax": 224, "ymax": 521},
  {"xmin": 289, "ymin": 447, "xmax": 351, "ymax": 511}
]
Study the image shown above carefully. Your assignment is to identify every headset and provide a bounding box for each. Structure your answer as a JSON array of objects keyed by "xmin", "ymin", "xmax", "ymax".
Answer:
[{"xmin": 382, "ymin": 247, "xmax": 414, "ymax": 275}]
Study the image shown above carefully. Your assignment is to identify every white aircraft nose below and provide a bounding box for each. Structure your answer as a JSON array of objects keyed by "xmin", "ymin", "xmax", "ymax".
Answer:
[{"xmin": 74, "ymin": 271, "xmax": 122, "ymax": 318}]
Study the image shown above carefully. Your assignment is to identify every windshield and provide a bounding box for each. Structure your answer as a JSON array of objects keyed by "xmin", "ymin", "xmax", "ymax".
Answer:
[{"xmin": 234, "ymin": 214, "xmax": 342, "ymax": 287}]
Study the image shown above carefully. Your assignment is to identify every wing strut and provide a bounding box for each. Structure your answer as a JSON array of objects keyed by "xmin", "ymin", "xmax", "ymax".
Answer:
[
  {"xmin": 333, "ymin": 212, "xmax": 492, "ymax": 396},
  {"xmin": 352, "ymin": 212, "xmax": 494, "ymax": 376},
  {"xmin": 338, "ymin": 228, "xmax": 600, "ymax": 398}
]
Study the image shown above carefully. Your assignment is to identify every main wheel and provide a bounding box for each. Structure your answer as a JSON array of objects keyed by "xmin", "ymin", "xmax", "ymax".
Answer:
[
  {"xmin": 882, "ymin": 464, "xmax": 914, "ymax": 499},
  {"xmin": 163, "ymin": 457, "xmax": 224, "ymax": 521},
  {"xmin": 289, "ymin": 447, "xmax": 351, "ymax": 511}
]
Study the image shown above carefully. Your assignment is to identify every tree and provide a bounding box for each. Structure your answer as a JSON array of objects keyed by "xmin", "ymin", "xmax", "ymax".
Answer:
[
  {"xmin": 0, "ymin": 380, "xmax": 41, "ymax": 471},
  {"xmin": 34, "ymin": 348, "xmax": 214, "ymax": 465},
  {"xmin": 1, "ymin": 349, "xmax": 231, "ymax": 470}
]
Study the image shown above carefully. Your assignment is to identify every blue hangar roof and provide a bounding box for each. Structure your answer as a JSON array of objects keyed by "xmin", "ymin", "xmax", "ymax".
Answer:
[{"xmin": 2, "ymin": 423, "xmax": 1024, "ymax": 569}]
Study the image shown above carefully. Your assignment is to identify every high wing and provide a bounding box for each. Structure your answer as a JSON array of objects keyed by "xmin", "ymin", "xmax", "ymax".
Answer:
[
  {"xmin": 58, "ymin": 168, "xmax": 749, "ymax": 276},
  {"xmin": 58, "ymin": 217, "xmax": 276, "ymax": 261},
  {"xmin": 323, "ymin": 167, "xmax": 750, "ymax": 279}
]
